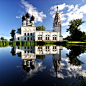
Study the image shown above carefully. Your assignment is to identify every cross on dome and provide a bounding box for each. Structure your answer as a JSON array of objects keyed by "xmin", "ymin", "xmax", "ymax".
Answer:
[
  {"xmin": 27, "ymin": 8, "xmax": 28, "ymax": 12},
  {"xmin": 57, "ymin": 3, "xmax": 58, "ymax": 13}
]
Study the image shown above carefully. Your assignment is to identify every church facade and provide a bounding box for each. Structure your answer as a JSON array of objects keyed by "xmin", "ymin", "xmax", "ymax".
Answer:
[{"xmin": 14, "ymin": 5, "xmax": 63, "ymax": 41}]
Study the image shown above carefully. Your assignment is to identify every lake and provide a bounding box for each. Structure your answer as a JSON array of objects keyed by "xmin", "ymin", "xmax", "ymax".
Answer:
[{"xmin": 0, "ymin": 45, "xmax": 86, "ymax": 86}]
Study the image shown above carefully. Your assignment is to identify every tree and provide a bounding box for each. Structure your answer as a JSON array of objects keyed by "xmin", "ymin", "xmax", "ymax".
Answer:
[
  {"xmin": 10, "ymin": 29, "xmax": 16, "ymax": 41},
  {"xmin": 36, "ymin": 25, "xmax": 46, "ymax": 31},
  {"xmin": 66, "ymin": 19, "xmax": 85, "ymax": 41},
  {"xmin": 1, "ymin": 37, "xmax": 4, "ymax": 40},
  {"xmin": 66, "ymin": 46, "xmax": 85, "ymax": 66}
]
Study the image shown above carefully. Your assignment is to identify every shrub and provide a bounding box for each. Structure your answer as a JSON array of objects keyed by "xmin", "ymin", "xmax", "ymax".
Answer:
[
  {"xmin": 22, "ymin": 41, "xmax": 26, "ymax": 46},
  {"xmin": 26, "ymin": 41, "xmax": 30, "ymax": 45},
  {"xmin": 16, "ymin": 41, "xmax": 22, "ymax": 45}
]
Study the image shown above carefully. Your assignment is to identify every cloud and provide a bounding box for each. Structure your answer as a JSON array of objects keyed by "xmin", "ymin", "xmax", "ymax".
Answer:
[
  {"xmin": 49, "ymin": 3, "xmax": 86, "ymax": 26},
  {"xmin": 16, "ymin": 16, "xmax": 20, "ymax": 18},
  {"xmin": 22, "ymin": 61, "xmax": 46, "ymax": 82},
  {"xmin": 20, "ymin": 0, "xmax": 46, "ymax": 23},
  {"xmin": 50, "ymin": 57, "xmax": 86, "ymax": 79}
]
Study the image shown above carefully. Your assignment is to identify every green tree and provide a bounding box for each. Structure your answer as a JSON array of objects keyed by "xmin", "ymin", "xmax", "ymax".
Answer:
[
  {"xmin": 66, "ymin": 19, "xmax": 85, "ymax": 41},
  {"xmin": 10, "ymin": 29, "xmax": 16, "ymax": 41},
  {"xmin": 66, "ymin": 46, "xmax": 85, "ymax": 66},
  {"xmin": 36, "ymin": 25, "xmax": 46, "ymax": 31},
  {"xmin": 1, "ymin": 37, "xmax": 4, "ymax": 40}
]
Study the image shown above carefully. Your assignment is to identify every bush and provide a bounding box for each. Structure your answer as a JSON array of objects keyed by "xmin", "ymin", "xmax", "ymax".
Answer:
[
  {"xmin": 26, "ymin": 41, "xmax": 30, "ymax": 45},
  {"xmin": 16, "ymin": 41, "xmax": 22, "ymax": 45},
  {"xmin": 12, "ymin": 41, "xmax": 16, "ymax": 46},
  {"xmin": 22, "ymin": 41, "xmax": 26, "ymax": 46}
]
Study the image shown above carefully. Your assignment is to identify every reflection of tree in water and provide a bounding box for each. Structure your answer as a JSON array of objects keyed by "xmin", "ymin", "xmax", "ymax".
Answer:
[
  {"xmin": 66, "ymin": 46, "xmax": 85, "ymax": 66},
  {"xmin": 10, "ymin": 47, "xmax": 16, "ymax": 56},
  {"xmin": 36, "ymin": 55, "xmax": 46, "ymax": 60}
]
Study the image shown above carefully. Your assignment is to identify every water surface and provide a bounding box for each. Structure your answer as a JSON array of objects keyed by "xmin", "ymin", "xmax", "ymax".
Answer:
[{"xmin": 0, "ymin": 45, "xmax": 86, "ymax": 86}]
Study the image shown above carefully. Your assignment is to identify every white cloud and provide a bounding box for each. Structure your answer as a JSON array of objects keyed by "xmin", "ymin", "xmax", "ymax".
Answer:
[
  {"xmin": 16, "ymin": 16, "xmax": 20, "ymax": 18},
  {"xmin": 50, "ymin": 57, "xmax": 86, "ymax": 79},
  {"xmin": 49, "ymin": 3, "xmax": 86, "ymax": 26},
  {"xmin": 22, "ymin": 61, "xmax": 46, "ymax": 82},
  {"xmin": 20, "ymin": 0, "xmax": 46, "ymax": 23}
]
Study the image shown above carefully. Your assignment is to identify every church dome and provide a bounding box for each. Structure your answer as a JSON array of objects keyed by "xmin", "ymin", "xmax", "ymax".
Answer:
[
  {"xmin": 31, "ymin": 15, "xmax": 35, "ymax": 21},
  {"xmin": 22, "ymin": 16, "xmax": 26, "ymax": 22},
  {"xmin": 26, "ymin": 12, "xmax": 30, "ymax": 18}
]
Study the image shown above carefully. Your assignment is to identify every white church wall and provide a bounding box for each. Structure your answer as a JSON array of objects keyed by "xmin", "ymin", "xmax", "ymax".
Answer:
[
  {"xmin": 35, "ymin": 31, "xmax": 58, "ymax": 41},
  {"xmin": 59, "ymin": 36, "xmax": 63, "ymax": 41},
  {"xmin": 35, "ymin": 46, "xmax": 60, "ymax": 55}
]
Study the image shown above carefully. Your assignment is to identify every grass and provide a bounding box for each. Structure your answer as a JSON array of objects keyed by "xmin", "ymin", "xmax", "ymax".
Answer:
[{"xmin": 1, "ymin": 40, "xmax": 86, "ymax": 47}]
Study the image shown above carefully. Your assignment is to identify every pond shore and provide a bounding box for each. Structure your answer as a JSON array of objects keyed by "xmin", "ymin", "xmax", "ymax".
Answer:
[{"xmin": 0, "ymin": 40, "xmax": 86, "ymax": 47}]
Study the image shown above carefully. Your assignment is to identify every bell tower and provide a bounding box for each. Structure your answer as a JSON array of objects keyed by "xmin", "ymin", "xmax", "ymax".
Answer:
[{"xmin": 53, "ymin": 4, "xmax": 61, "ymax": 37}]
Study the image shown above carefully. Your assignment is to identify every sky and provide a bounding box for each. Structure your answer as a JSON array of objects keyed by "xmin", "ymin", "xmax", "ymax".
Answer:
[{"xmin": 0, "ymin": 0, "xmax": 86, "ymax": 40}]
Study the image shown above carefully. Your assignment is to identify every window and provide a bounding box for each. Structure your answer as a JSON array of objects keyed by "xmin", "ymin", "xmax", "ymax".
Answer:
[
  {"xmin": 53, "ymin": 35, "xmax": 57, "ymax": 40},
  {"xmin": 28, "ymin": 33, "xmax": 29, "ymax": 36},
  {"xmin": 24, "ymin": 51, "xmax": 26, "ymax": 53},
  {"xmin": 18, "ymin": 37, "xmax": 19, "ymax": 40},
  {"xmin": 38, "ymin": 35, "xmax": 42, "ymax": 40},
  {"xmin": 31, "ymin": 37, "xmax": 32, "ymax": 40},
  {"xmin": 45, "ymin": 35, "xmax": 49, "ymax": 40},
  {"xmin": 24, "ymin": 33, "xmax": 26, "ymax": 36},
  {"xmin": 53, "ymin": 46, "xmax": 57, "ymax": 51},
  {"xmin": 28, "ymin": 37, "xmax": 29, "ymax": 41},
  {"xmin": 24, "ymin": 37, "xmax": 26, "ymax": 40},
  {"xmin": 38, "ymin": 47, "xmax": 42, "ymax": 51},
  {"xmin": 45, "ymin": 46, "xmax": 49, "ymax": 51},
  {"xmin": 31, "ymin": 33, "xmax": 32, "ymax": 36}
]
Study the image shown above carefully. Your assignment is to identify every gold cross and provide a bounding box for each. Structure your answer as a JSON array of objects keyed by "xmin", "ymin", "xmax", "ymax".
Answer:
[{"xmin": 27, "ymin": 8, "xmax": 28, "ymax": 12}]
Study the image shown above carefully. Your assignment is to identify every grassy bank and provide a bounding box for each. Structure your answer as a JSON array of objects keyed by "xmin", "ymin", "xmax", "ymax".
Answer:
[
  {"xmin": 1, "ymin": 40, "xmax": 86, "ymax": 47},
  {"xmin": 68, "ymin": 41, "xmax": 86, "ymax": 44}
]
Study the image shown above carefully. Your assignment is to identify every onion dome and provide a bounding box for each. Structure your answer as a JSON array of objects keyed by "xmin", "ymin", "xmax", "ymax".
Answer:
[
  {"xmin": 22, "ymin": 16, "xmax": 26, "ymax": 22},
  {"xmin": 31, "ymin": 15, "xmax": 35, "ymax": 21},
  {"xmin": 26, "ymin": 12, "xmax": 30, "ymax": 18}
]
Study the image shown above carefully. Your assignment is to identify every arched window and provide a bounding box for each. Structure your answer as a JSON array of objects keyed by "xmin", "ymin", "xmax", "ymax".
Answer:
[
  {"xmin": 53, "ymin": 35, "xmax": 57, "ymax": 40},
  {"xmin": 45, "ymin": 35, "xmax": 49, "ymax": 40},
  {"xmin": 45, "ymin": 46, "xmax": 49, "ymax": 51},
  {"xmin": 28, "ymin": 37, "xmax": 29, "ymax": 41},
  {"xmin": 18, "ymin": 37, "xmax": 19, "ymax": 40},
  {"xmin": 38, "ymin": 35, "xmax": 42, "ymax": 40},
  {"xmin": 24, "ymin": 37, "xmax": 26, "ymax": 40},
  {"xmin": 53, "ymin": 46, "xmax": 57, "ymax": 51}
]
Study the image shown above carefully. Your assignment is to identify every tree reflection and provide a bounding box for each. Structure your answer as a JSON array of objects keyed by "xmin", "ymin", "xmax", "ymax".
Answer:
[
  {"xmin": 36, "ymin": 55, "xmax": 46, "ymax": 60},
  {"xmin": 66, "ymin": 46, "xmax": 85, "ymax": 66},
  {"xmin": 10, "ymin": 47, "xmax": 16, "ymax": 56}
]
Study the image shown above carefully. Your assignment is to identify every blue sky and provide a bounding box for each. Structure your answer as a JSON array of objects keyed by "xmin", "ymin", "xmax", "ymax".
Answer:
[{"xmin": 0, "ymin": 0, "xmax": 86, "ymax": 40}]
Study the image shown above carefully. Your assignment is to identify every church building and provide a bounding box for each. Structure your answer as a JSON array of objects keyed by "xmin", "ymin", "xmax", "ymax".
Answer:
[{"xmin": 14, "ymin": 5, "xmax": 63, "ymax": 41}]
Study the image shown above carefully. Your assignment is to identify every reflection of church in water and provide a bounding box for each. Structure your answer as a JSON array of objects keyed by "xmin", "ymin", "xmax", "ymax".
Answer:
[{"xmin": 13, "ymin": 45, "xmax": 63, "ymax": 77}]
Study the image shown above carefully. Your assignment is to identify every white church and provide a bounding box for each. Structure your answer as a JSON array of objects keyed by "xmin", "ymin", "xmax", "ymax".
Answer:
[{"xmin": 14, "ymin": 5, "xmax": 63, "ymax": 41}]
